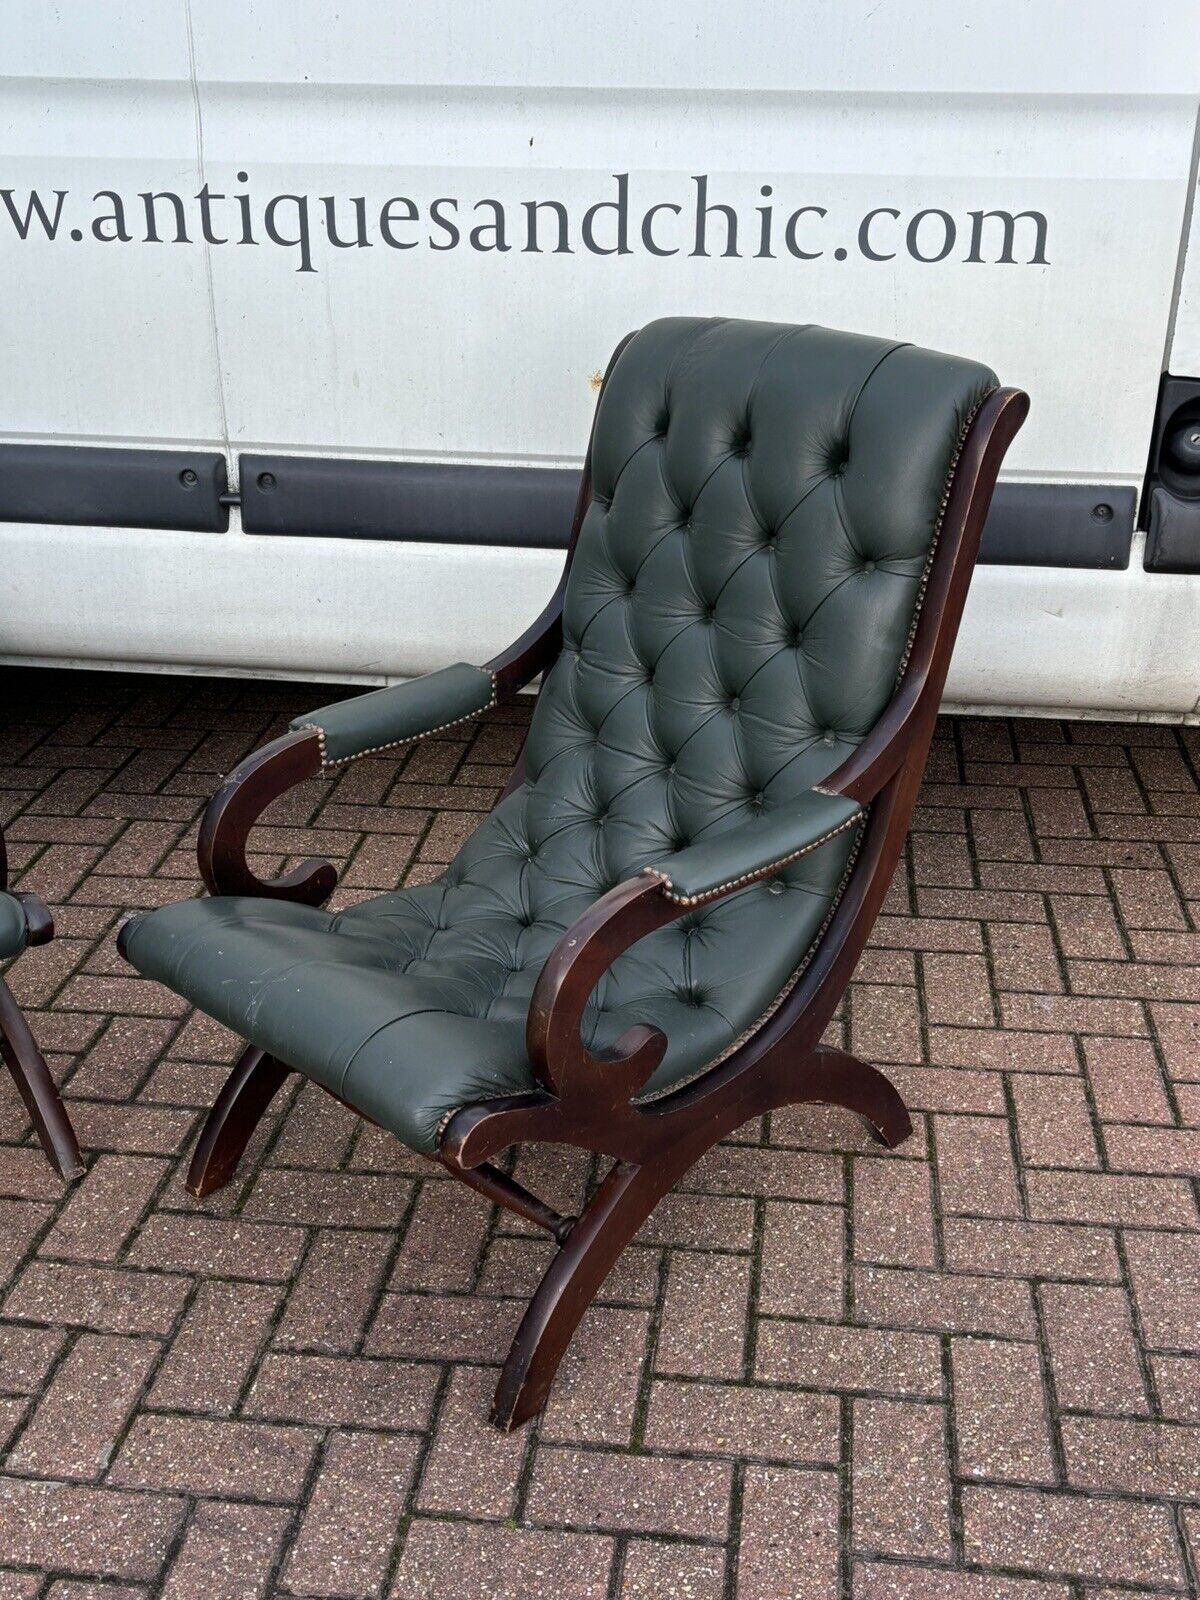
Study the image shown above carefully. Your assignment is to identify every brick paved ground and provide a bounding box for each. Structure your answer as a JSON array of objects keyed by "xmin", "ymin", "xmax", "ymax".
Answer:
[{"xmin": 0, "ymin": 665, "xmax": 1198, "ymax": 1598}]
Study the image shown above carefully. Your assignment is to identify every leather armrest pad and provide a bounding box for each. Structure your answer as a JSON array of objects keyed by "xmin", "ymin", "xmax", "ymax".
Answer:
[
  {"xmin": 644, "ymin": 789, "xmax": 863, "ymax": 906},
  {"xmin": 0, "ymin": 891, "xmax": 29, "ymax": 960},
  {"xmin": 290, "ymin": 663, "xmax": 495, "ymax": 766}
]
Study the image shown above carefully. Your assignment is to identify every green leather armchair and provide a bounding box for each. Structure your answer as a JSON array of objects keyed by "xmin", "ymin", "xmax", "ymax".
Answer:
[
  {"xmin": 119, "ymin": 317, "xmax": 1027, "ymax": 1427},
  {"xmin": 0, "ymin": 828, "xmax": 83, "ymax": 1179}
]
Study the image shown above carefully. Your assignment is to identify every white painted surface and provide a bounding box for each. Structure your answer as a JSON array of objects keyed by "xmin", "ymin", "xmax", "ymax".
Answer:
[
  {"xmin": 1, "ymin": 0, "xmax": 1199, "ymax": 713},
  {"xmin": 0, "ymin": 524, "xmax": 1197, "ymax": 721}
]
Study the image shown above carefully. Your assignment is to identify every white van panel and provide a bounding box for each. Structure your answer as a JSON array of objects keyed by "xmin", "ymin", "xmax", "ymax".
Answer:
[
  {"xmin": 2, "ymin": 0, "xmax": 1199, "ymax": 713},
  {"xmin": 1, "ymin": 524, "xmax": 1198, "ymax": 720}
]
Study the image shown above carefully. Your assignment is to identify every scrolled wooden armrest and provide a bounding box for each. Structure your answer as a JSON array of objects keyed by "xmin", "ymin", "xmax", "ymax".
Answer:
[
  {"xmin": 525, "ymin": 876, "xmax": 680, "ymax": 1105},
  {"xmin": 197, "ymin": 728, "xmax": 337, "ymax": 904}
]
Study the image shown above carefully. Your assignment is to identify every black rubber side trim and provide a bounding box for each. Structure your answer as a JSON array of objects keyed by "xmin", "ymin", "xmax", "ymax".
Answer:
[
  {"xmin": 979, "ymin": 483, "xmax": 1133, "ymax": 570},
  {"xmin": 240, "ymin": 455, "xmax": 579, "ymax": 548},
  {"xmin": 0, "ymin": 445, "xmax": 229, "ymax": 532},
  {"xmin": 241, "ymin": 456, "xmax": 1133, "ymax": 569},
  {"xmin": 0, "ymin": 446, "xmax": 1137, "ymax": 569}
]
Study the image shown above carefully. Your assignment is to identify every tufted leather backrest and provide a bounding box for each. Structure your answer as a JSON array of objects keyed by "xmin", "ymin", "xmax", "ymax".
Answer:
[{"xmin": 521, "ymin": 315, "xmax": 996, "ymax": 894}]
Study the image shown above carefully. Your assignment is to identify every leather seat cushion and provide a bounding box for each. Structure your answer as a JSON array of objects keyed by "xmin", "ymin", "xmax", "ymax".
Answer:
[
  {"xmin": 123, "ymin": 316, "xmax": 996, "ymax": 1153},
  {"xmin": 123, "ymin": 787, "xmax": 858, "ymax": 1151},
  {"xmin": 0, "ymin": 892, "xmax": 27, "ymax": 961}
]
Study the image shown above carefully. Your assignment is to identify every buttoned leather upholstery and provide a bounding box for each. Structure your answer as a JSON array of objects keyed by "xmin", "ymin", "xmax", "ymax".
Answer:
[
  {"xmin": 123, "ymin": 317, "xmax": 997, "ymax": 1152},
  {"xmin": 0, "ymin": 892, "xmax": 29, "ymax": 961}
]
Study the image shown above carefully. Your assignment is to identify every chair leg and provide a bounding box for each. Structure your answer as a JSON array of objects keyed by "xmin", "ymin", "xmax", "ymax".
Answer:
[
  {"xmin": 0, "ymin": 977, "xmax": 84, "ymax": 1181},
  {"xmin": 491, "ymin": 1157, "xmax": 675, "ymax": 1431},
  {"xmin": 186, "ymin": 1045, "xmax": 290, "ymax": 1198},
  {"xmin": 487, "ymin": 1043, "xmax": 911, "ymax": 1429},
  {"xmin": 806, "ymin": 1044, "xmax": 913, "ymax": 1148}
]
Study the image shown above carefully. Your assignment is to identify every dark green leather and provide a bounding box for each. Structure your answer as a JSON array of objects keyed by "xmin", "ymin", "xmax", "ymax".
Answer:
[
  {"xmin": 292, "ymin": 662, "xmax": 494, "ymax": 765},
  {"xmin": 0, "ymin": 892, "xmax": 28, "ymax": 961},
  {"xmin": 647, "ymin": 789, "xmax": 863, "ymax": 905},
  {"xmin": 124, "ymin": 316, "xmax": 997, "ymax": 1153}
]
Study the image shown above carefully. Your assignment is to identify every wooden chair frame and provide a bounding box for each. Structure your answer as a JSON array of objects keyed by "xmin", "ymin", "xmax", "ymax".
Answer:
[
  {"xmin": 146, "ymin": 363, "xmax": 1027, "ymax": 1429},
  {"xmin": 0, "ymin": 830, "xmax": 84, "ymax": 1180}
]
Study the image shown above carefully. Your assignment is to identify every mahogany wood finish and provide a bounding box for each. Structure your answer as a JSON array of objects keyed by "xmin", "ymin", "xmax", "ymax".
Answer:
[
  {"xmin": 0, "ymin": 827, "xmax": 83, "ymax": 1181},
  {"xmin": 185, "ymin": 1044, "xmax": 291, "ymax": 1197},
  {"xmin": 198, "ymin": 728, "xmax": 334, "ymax": 903},
  {"xmin": 182, "ymin": 370, "xmax": 1028, "ymax": 1429},
  {"xmin": 0, "ymin": 977, "xmax": 84, "ymax": 1182}
]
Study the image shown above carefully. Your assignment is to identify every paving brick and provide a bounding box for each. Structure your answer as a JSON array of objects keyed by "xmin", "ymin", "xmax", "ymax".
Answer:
[
  {"xmin": 950, "ymin": 1337, "xmax": 1054, "ymax": 1484},
  {"xmin": 1025, "ymin": 1170, "xmax": 1198, "ymax": 1229},
  {"xmin": 415, "ymin": 1365, "xmax": 526, "ymax": 1517},
  {"xmin": 282, "ymin": 1430, "xmax": 418, "ymax": 1595},
  {"xmin": 850, "ymin": 984, "xmax": 923, "ymax": 1064},
  {"xmin": 854, "ymin": 1565, "xmax": 1071, "ymax": 1599},
  {"xmin": 1050, "ymin": 894, "xmax": 1126, "ymax": 959},
  {"xmin": 1039, "ymin": 1283, "xmax": 1149, "ymax": 1414},
  {"xmin": 391, "ymin": 1520, "xmax": 613, "ymax": 1600},
  {"xmin": 389, "ymin": 1176, "xmax": 491, "ymax": 1292},
  {"xmin": 1011, "ymin": 1076, "xmax": 1099, "ymax": 1169},
  {"xmin": 0, "ymin": 1477, "xmax": 185, "ymax": 1578},
  {"xmin": 268, "ymin": 1081, "xmax": 360, "ymax": 1169},
  {"xmin": 147, "ymin": 1280, "xmax": 280, "ymax": 1413},
  {"xmin": 927, "ymin": 1026, "xmax": 1078, "ymax": 1074},
  {"xmin": 527, "ymin": 1446, "xmax": 732, "ymax": 1539},
  {"xmin": 759, "ymin": 1201, "xmax": 844, "ymax": 1319},
  {"xmin": 161, "ymin": 1500, "xmax": 289, "ymax": 1600},
  {"xmin": 39, "ymin": 1154, "xmax": 167, "ymax": 1260},
  {"xmin": 756, "ymin": 1322, "xmax": 942, "ymax": 1398},
  {"xmin": 736, "ymin": 1466, "xmax": 840, "ymax": 1599},
  {"xmin": 1152, "ymin": 1354, "xmax": 1200, "ymax": 1421},
  {"xmin": 365, "ymin": 1291, "xmax": 521, "ymax": 1363},
  {"xmin": 656, "ymin": 1250, "xmax": 750, "ymax": 1378},
  {"xmin": 3, "ymin": 1261, "xmax": 190, "ymax": 1335},
  {"xmin": 110, "ymin": 1414, "xmax": 318, "ymax": 1501},
  {"xmin": 852, "ymin": 1398, "xmax": 952, "ymax": 1559},
  {"xmin": 888, "ymin": 1063, "xmax": 1006, "ymax": 1115},
  {"xmin": 620, "ymin": 1540, "xmax": 725, "ymax": 1600},
  {"xmin": 274, "ymin": 1228, "xmax": 394, "ymax": 1352},
  {"xmin": 1082, "ymin": 1035, "xmax": 1174, "ymax": 1124},
  {"xmin": 683, "ymin": 1142, "xmax": 842, "ymax": 1203},
  {"xmin": 244, "ymin": 1350, "xmax": 438, "ymax": 1431},
  {"xmin": 1000, "ymin": 993, "xmax": 1146, "ymax": 1037},
  {"xmin": 0, "ymin": 1322, "xmax": 66, "ymax": 1393},
  {"xmin": 853, "ymin": 1157, "xmax": 935, "ymax": 1267},
  {"xmin": 934, "ymin": 1114, "xmax": 1022, "ymax": 1216},
  {"xmin": 1102, "ymin": 1123, "xmax": 1200, "ymax": 1174},
  {"xmin": 923, "ymin": 953, "xmax": 994, "ymax": 1026},
  {"xmin": 853, "ymin": 1266, "xmax": 1037, "ymax": 1338},
  {"xmin": 636, "ymin": 1191, "xmax": 754, "ymax": 1251},
  {"xmin": 0, "ymin": 1199, "xmax": 53, "ymax": 1282},
  {"xmin": 645, "ymin": 1380, "xmax": 840, "ymax": 1464},
  {"xmin": 961, "ymin": 1486, "xmax": 1186, "ymax": 1588},
  {"xmin": 127, "ymin": 1212, "xmax": 306, "ymax": 1280},
  {"xmin": 8, "ymin": 1332, "xmax": 156, "ymax": 1479},
  {"xmin": 1062, "ymin": 1415, "xmax": 1200, "ymax": 1501},
  {"xmin": 942, "ymin": 1219, "xmax": 1121, "ymax": 1282},
  {"xmin": 1152, "ymin": 1001, "xmax": 1200, "ymax": 1079},
  {"xmin": 542, "ymin": 1304, "xmax": 649, "ymax": 1444},
  {"xmin": 243, "ymin": 1168, "xmax": 413, "ymax": 1229},
  {"xmin": 988, "ymin": 921, "xmax": 1061, "ymax": 991}
]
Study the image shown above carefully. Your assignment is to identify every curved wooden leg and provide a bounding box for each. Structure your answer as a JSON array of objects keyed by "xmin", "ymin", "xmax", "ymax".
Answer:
[
  {"xmin": 187, "ymin": 1045, "xmax": 290, "ymax": 1198},
  {"xmin": 491, "ymin": 1157, "xmax": 675, "ymax": 1431},
  {"xmin": 800, "ymin": 1044, "xmax": 912, "ymax": 1148},
  {"xmin": 0, "ymin": 978, "xmax": 84, "ymax": 1181}
]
